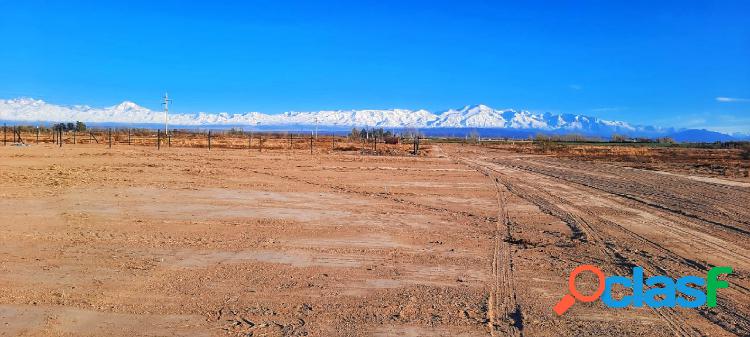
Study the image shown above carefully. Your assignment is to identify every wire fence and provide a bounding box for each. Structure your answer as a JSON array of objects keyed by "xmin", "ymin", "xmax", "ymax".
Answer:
[{"xmin": 2, "ymin": 125, "xmax": 425, "ymax": 155}]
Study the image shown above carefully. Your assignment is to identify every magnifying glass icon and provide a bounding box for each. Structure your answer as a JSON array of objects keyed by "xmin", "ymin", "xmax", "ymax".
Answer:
[{"xmin": 553, "ymin": 265, "xmax": 606, "ymax": 315}]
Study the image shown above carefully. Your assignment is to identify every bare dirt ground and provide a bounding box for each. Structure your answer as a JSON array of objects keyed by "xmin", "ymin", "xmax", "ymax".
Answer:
[{"xmin": 0, "ymin": 141, "xmax": 748, "ymax": 336}]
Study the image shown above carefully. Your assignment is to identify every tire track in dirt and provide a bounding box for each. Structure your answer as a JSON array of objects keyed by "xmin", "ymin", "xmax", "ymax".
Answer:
[
  {"xmin": 458, "ymin": 157, "xmax": 705, "ymax": 337},
  {"xmin": 494, "ymin": 158, "xmax": 750, "ymax": 336},
  {"xmin": 509, "ymin": 158, "xmax": 750, "ymax": 236},
  {"xmin": 462, "ymin": 160, "xmax": 523, "ymax": 336},
  {"xmin": 253, "ymin": 158, "xmax": 529, "ymax": 335},
  {"xmin": 501, "ymin": 157, "xmax": 750, "ymax": 287},
  {"xmin": 467, "ymin": 155, "xmax": 750, "ymax": 336}
]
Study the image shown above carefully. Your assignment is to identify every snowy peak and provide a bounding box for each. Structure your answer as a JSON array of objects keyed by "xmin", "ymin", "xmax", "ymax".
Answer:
[
  {"xmin": 0, "ymin": 97, "xmax": 648, "ymax": 135},
  {"xmin": 110, "ymin": 101, "xmax": 148, "ymax": 112}
]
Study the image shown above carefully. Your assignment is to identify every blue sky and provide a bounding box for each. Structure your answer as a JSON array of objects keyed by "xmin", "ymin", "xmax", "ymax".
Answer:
[{"xmin": 1, "ymin": 1, "xmax": 748, "ymax": 132}]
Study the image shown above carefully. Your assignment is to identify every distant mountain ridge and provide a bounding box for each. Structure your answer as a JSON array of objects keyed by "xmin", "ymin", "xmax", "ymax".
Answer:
[{"xmin": 0, "ymin": 97, "xmax": 741, "ymax": 141}]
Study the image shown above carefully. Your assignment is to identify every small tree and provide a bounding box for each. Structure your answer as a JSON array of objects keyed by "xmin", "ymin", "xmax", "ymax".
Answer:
[
  {"xmin": 611, "ymin": 134, "xmax": 627, "ymax": 142},
  {"xmin": 75, "ymin": 121, "xmax": 87, "ymax": 132},
  {"xmin": 658, "ymin": 137, "xmax": 675, "ymax": 144}
]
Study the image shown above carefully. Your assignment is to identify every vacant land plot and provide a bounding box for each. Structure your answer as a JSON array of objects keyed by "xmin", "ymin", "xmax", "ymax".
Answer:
[{"xmin": 0, "ymin": 143, "xmax": 748, "ymax": 336}]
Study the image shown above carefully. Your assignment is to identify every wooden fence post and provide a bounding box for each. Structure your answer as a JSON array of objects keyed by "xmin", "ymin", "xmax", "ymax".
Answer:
[
  {"xmin": 157, "ymin": 130, "xmax": 161, "ymax": 150},
  {"xmin": 208, "ymin": 130, "xmax": 211, "ymax": 150},
  {"xmin": 108, "ymin": 128, "xmax": 112, "ymax": 148}
]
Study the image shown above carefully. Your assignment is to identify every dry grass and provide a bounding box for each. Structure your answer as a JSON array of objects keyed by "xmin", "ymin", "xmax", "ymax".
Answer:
[{"xmin": 481, "ymin": 141, "xmax": 750, "ymax": 180}]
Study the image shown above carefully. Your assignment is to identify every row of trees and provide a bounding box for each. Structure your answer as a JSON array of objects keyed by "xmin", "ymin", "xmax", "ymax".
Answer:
[
  {"xmin": 610, "ymin": 133, "xmax": 674, "ymax": 144},
  {"xmin": 3, "ymin": 121, "xmax": 87, "ymax": 133},
  {"xmin": 349, "ymin": 127, "xmax": 395, "ymax": 140},
  {"xmin": 52, "ymin": 121, "xmax": 87, "ymax": 132}
]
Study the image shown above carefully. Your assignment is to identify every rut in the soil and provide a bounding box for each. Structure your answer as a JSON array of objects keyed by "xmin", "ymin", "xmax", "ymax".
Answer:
[
  {"xmin": 472, "ymin": 157, "xmax": 750, "ymax": 336},
  {"xmin": 465, "ymin": 162, "xmax": 523, "ymax": 337},
  {"xmin": 461, "ymin": 157, "xmax": 707, "ymax": 336},
  {"xmin": 507, "ymin": 158, "xmax": 750, "ymax": 235}
]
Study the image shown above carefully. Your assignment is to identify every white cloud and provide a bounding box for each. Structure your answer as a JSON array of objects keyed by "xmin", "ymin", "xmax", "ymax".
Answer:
[{"xmin": 716, "ymin": 96, "xmax": 749, "ymax": 102}]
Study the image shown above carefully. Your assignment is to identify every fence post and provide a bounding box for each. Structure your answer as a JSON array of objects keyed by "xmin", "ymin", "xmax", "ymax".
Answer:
[
  {"xmin": 310, "ymin": 133, "xmax": 313, "ymax": 154},
  {"xmin": 128, "ymin": 129, "xmax": 131, "ymax": 145},
  {"xmin": 157, "ymin": 130, "xmax": 161, "ymax": 150},
  {"xmin": 258, "ymin": 134, "xmax": 262, "ymax": 152},
  {"xmin": 332, "ymin": 134, "xmax": 335, "ymax": 150},
  {"xmin": 73, "ymin": 130, "xmax": 76, "ymax": 144},
  {"xmin": 108, "ymin": 128, "xmax": 112, "ymax": 148},
  {"xmin": 3, "ymin": 123, "xmax": 6, "ymax": 146},
  {"xmin": 248, "ymin": 132, "xmax": 251, "ymax": 149},
  {"xmin": 59, "ymin": 128, "xmax": 62, "ymax": 147},
  {"xmin": 36, "ymin": 127, "xmax": 39, "ymax": 144},
  {"xmin": 168, "ymin": 132, "xmax": 171, "ymax": 147},
  {"xmin": 208, "ymin": 130, "xmax": 211, "ymax": 150}
]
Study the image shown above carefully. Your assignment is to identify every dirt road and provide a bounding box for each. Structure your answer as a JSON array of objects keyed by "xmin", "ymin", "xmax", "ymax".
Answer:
[{"xmin": 0, "ymin": 143, "xmax": 747, "ymax": 336}]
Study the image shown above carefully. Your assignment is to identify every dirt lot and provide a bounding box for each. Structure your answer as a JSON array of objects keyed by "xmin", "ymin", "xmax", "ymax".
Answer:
[{"xmin": 0, "ymin": 142, "xmax": 748, "ymax": 336}]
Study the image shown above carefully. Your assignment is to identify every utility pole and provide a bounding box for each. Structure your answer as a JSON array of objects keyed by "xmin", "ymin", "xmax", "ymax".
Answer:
[{"xmin": 162, "ymin": 92, "xmax": 172, "ymax": 137}]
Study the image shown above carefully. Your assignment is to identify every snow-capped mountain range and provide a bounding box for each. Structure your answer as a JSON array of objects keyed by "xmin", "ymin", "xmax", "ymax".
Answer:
[{"xmin": 0, "ymin": 98, "xmax": 659, "ymax": 135}]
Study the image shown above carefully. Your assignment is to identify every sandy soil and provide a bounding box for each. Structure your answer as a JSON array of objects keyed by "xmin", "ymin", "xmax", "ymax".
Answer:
[{"xmin": 0, "ymin": 142, "xmax": 747, "ymax": 336}]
